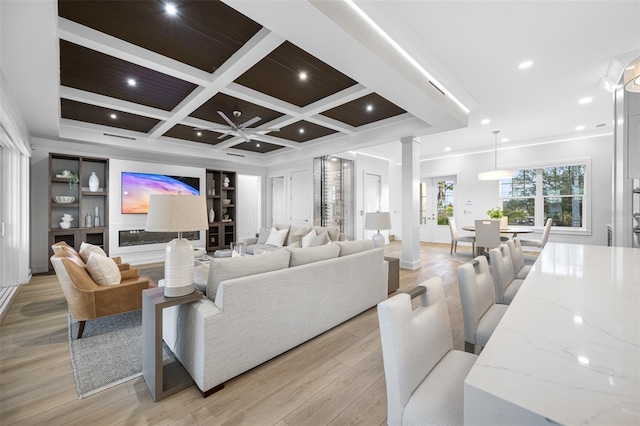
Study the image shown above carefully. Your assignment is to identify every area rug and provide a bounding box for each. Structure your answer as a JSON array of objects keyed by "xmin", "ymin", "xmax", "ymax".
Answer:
[{"xmin": 68, "ymin": 307, "xmax": 175, "ymax": 398}]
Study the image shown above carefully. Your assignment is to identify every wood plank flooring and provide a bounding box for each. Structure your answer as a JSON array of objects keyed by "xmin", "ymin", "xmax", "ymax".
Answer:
[{"xmin": 0, "ymin": 242, "xmax": 474, "ymax": 426}]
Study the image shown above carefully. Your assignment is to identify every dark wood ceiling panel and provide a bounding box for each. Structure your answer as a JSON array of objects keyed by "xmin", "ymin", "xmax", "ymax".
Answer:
[
  {"xmin": 235, "ymin": 41, "xmax": 357, "ymax": 107},
  {"xmin": 190, "ymin": 93, "xmax": 283, "ymax": 127},
  {"xmin": 58, "ymin": 0, "xmax": 262, "ymax": 73},
  {"xmin": 163, "ymin": 124, "xmax": 232, "ymax": 145},
  {"xmin": 276, "ymin": 120, "xmax": 338, "ymax": 143},
  {"xmin": 60, "ymin": 41, "xmax": 197, "ymax": 111},
  {"xmin": 321, "ymin": 93, "xmax": 406, "ymax": 127},
  {"xmin": 61, "ymin": 99, "xmax": 159, "ymax": 133},
  {"xmin": 232, "ymin": 141, "xmax": 284, "ymax": 154}
]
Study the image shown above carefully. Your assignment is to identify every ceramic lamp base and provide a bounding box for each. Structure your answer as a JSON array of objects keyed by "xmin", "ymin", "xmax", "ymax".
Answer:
[
  {"xmin": 372, "ymin": 233, "xmax": 385, "ymax": 248},
  {"xmin": 164, "ymin": 238, "xmax": 195, "ymax": 297}
]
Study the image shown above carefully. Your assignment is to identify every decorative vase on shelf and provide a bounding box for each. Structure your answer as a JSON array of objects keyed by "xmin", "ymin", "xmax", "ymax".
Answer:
[
  {"xmin": 89, "ymin": 172, "xmax": 99, "ymax": 192},
  {"xmin": 223, "ymin": 176, "xmax": 230, "ymax": 187},
  {"xmin": 94, "ymin": 206, "xmax": 100, "ymax": 227},
  {"xmin": 209, "ymin": 207, "xmax": 215, "ymax": 223}
]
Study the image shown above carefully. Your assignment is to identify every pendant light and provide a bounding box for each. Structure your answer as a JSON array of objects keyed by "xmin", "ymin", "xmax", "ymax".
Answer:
[
  {"xmin": 623, "ymin": 56, "xmax": 640, "ymax": 93},
  {"xmin": 478, "ymin": 130, "xmax": 514, "ymax": 180}
]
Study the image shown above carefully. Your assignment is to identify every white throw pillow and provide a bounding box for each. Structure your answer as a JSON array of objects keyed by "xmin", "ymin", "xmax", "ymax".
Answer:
[
  {"xmin": 301, "ymin": 229, "xmax": 316, "ymax": 248},
  {"xmin": 79, "ymin": 242, "xmax": 107, "ymax": 263},
  {"xmin": 266, "ymin": 228, "xmax": 288, "ymax": 247},
  {"xmin": 85, "ymin": 252, "xmax": 121, "ymax": 286}
]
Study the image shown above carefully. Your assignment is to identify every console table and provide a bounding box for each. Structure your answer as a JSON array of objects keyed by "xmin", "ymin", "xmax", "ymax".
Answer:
[
  {"xmin": 385, "ymin": 256, "xmax": 399, "ymax": 293},
  {"xmin": 142, "ymin": 286, "xmax": 202, "ymax": 401}
]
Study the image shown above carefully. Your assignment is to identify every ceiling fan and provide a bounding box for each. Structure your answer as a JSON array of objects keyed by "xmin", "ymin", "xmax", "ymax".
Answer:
[{"xmin": 194, "ymin": 110, "xmax": 280, "ymax": 142}]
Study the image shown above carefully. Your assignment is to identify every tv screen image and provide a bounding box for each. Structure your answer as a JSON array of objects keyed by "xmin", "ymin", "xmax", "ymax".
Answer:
[{"xmin": 121, "ymin": 172, "xmax": 200, "ymax": 214}]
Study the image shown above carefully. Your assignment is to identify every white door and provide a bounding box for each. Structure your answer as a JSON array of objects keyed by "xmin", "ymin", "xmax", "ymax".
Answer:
[
  {"xmin": 290, "ymin": 170, "xmax": 312, "ymax": 227},
  {"xmin": 271, "ymin": 176, "xmax": 285, "ymax": 225},
  {"xmin": 0, "ymin": 146, "xmax": 5, "ymax": 286},
  {"xmin": 237, "ymin": 175, "xmax": 261, "ymax": 239},
  {"xmin": 363, "ymin": 173, "xmax": 382, "ymax": 240},
  {"xmin": 420, "ymin": 176, "xmax": 456, "ymax": 243}
]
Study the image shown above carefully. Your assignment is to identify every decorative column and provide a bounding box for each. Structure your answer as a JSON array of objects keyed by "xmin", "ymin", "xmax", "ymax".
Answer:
[{"xmin": 400, "ymin": 135, "xmax": 421, "ymax": 270}]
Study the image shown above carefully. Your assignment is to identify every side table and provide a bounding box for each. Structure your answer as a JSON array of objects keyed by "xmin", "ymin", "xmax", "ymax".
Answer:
[
  {"xmin": 385, "ymin": 256, "xmax": 400, "ymax": 294},
  {"xmin": 142, "ymin": 286, "xmax": 202, "ymax": 401}
]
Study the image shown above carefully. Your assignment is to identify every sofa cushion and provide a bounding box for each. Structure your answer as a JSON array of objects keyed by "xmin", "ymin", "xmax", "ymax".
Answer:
[
  {"xmin": 266, "ymin": 228, "xmax": 288, "ymax": 247},
  {"xmin": 286, "ymin": 243, "xmax": 340, "ymax": 267},
  {"xmin": 207, "ymin": 250, "xmax": 291, "ymax": 301},
  {"xmin": 312, "ymin": 226, "xmax": 340, "ymax": 242},
  {"xmin": 256, "ymin": 227, "xmax": 271, "ymax": 244},
  {"xmin": 309, "ymin": 231, "xmax": 330, "ymax": 247},
  {"xmin": 79, "ymin": 242, "xmax": 107, "ymax": 263},
  {"xmin": 336, "ymin": 240, "xmax": 374, "ymax": 256},
  {"xmin": 301, "ymin": 229, "xmax": 316, "ymax": 248},
  {"xmin": 85, "ymin": 252, "xmax": 121, "ymax": 286},
  {"xmin": 245, "ymin": 243, "xmax": 281, "ymax": 255},
  {"xmin": 194, "ymin": 260, "xmax": 209, "ymax": 293},
  {"xmin": 287, "ymin": 225, "xmax": 309, "ymax": 246}
]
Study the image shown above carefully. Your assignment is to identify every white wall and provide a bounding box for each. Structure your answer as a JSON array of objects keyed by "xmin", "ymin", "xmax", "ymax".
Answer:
[
  {"xmin": 352, "ymin": 153, "xmax": 391, "ymax": 241},
  {"xmin": 395, "ymin": 133, "xmax": 614, "ymax": 246},
  {"xmin": 237, "ymin": 174, "xmax": 261, "ymax": 240}
]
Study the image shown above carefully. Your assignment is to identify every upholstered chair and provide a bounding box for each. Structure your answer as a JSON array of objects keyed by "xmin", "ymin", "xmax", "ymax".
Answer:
[
  {"xmin": 448, "ymin": 217, "xmax": 475, "ymax": 255},
  {"xmin": 474, "ymin": 219, "xmax": 500, "ymax": 256},
  {"xmin": 456, "ymin": 256, "xmax": 508, "ymax": 353},
  {"xmin": 488, "ymin": 244, "xmax": 525, "ymax": 305},
  {"xmin": 520, "ymin": 218, "xmax": 552, "ymax": 248},
  {"xmin": 377, "ymin": 277, "xmax": 478, "ymax": 426},
  {"xmin": 506, "ymin": 238, "xmax": 532, "ymax": 279},
  {"xmin": 50, "ymin": 243, "xmax": 155, "ymax": 338}
]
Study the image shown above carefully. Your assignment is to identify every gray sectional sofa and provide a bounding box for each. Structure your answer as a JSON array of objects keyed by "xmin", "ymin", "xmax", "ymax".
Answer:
[{"xmin": 162, "ymin": 239, "xmax": 387, "ymax": 396}]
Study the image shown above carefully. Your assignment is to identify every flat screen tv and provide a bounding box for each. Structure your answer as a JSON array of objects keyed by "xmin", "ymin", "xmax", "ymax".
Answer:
[{"xmin": 121, "ymin": 172, "xmax": 200, "ymax": 214}]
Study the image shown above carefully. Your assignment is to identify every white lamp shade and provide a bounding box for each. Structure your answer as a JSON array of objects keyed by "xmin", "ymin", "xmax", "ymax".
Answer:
[
  {"xmin": 145, "ymin": 194, "xmax": 208, "ymax": 232},
  {"xmin": 623, "ymin": 56, "xmax": 640, "ymax": 93},
  {"xmin": 477, "ymin": 169, "xmax": 514, "ymax": 180},
  {"xmin": 365, "ymin": 212, "xmax": 392, "ymax": 231}
]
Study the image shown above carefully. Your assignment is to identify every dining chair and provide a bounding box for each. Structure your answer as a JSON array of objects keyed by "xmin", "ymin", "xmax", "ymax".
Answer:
[
  {"xmin": 489, "ymin": 244, "xmax": 525, "ymax": 304},
  {"xmin": 520, "ymin": 218, "xmax": 553, "ymax": 248},
  {"xmin": 506, "ymin": 238, "xmax": 531, "ymax": 279},
  {"xmin": 448, "ymin": 217, "xmax": 475, "ymax": 255},
  {"xmin": 474, "ymin": 219, "xmax": 500, "ymax": 256},
  {"xmin": 456, "ymin": 256, "xmax": 508, "ymax": 353},
  {"xmin": 377, "ymin": 277, "xmax": 478, "ymax": 426}
]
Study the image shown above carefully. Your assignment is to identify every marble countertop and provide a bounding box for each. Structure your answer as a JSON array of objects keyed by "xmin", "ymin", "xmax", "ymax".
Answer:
[{"xmin": 465, "ymin": 243, "xmax": 640, "ymax": 425}]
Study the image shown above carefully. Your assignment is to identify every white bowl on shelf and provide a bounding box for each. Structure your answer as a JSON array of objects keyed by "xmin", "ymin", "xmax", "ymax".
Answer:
[
  {"xmin": 223, "ymin": 199, "xmax": 231, "ymax": 205},
  {"xmin": 54, "ymin": 196, "xmax": 75, "ymax": 204},
  {"xmin": 59, "ymin": 222, "xmax": 71, "ymax": 229}
]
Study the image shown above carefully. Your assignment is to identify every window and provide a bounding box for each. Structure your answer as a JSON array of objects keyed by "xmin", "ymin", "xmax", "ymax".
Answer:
[
  {"xmin": 436, "ymin": 180, "xmax": 454, "ymax": 225},
  {"xmin": 501, "ymin": 164, "xmax": 586, "ymax": 228}
]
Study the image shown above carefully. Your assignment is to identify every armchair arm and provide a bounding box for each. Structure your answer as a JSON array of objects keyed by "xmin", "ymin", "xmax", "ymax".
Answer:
[
  {"xmin": 93, "ymin": 276, "xmax": 155, "ymax": 317},
  {"xmin": 120, "ymin": 268, "xmax": 140, "ymax": 280},
  {"xmin": 242, "ymin": 236, "xmax": 258, "ymax": 246}
]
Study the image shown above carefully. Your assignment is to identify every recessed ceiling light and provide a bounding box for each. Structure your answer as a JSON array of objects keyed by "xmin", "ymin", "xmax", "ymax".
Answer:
[
  {"xmin": 366, "ymin": 104, "xmax": 374, "ymax": 112},
  {"xmin": 579, "ymin": 97, "xmax": 592, "ymax": 104},
  {"xmin": 518, "ymin": 60, "xmax": 533, "ymax": 69},
  {"xmin": 481, "ymin": 118, "xmax": 490, "ymax": 125},
  {"xmin": 110, "ymin": 113, "xmax": 117, "ymax": 119},
  {"xmin": 575, "ymin": 125, "xmax": 585, "ymax": 131},
  {"xmin": 127, "ymin": 78, "xmax": 137, "ymax": 87},
  {"xmin": 256, "ymin": 143, "xmax": 260, "ymax": 147},
  {"xmin": 299, "ymin": 72, "xmax": 307, "ymax": 81},
  {"xmin": 299, "ymin": 128, "xmax": 305, "ymax": 134},
  {"xmin": 578, "ymin": 356, "xmax": 589, "ymax": 365},
  {"xmin": 501, "ymin": 137, "xmax": 509, "ymax": 143},
  {"xmin": 165, "ymin": 3, "xmax": 177, "ymax": 16},
  {"xmin": 196, "ymin": 131, "xmax": 202, "ymax": 137},
  {"xmin": 444, "ymin": 147, "xmax": 451, "ymax": 152}
]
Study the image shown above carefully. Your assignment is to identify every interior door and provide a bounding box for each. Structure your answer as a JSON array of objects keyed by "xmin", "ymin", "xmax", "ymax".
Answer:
[
  {"xmin": 420, "ymin": 176, "xmax": 456, "ymax": 243},
  {"xmin": 271, "ymin": 176, "xmax": 285, "ymax": 225},
  {"xmin": 290, "ymin": 170, "xmax": 312, "ymax": 227},
  {"xmin": 236, "ymin": 175, "xmax": 261, "ymax": 239},
  {"xmin": 363, "ymin": 173, "xmax": 382, "ymax": 240}
]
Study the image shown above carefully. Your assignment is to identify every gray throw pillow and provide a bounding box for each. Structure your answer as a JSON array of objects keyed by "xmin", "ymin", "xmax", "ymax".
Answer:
[
  {"xmin": 256, "ymin": 227, "xmax": 271, "ymax": 244},
  {"xmin": 309, "ymin": 231, "xmax": 330, "ymax": 247}
]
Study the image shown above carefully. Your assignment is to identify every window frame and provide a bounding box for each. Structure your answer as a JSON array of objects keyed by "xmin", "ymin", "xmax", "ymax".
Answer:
[{"xmin": 499, "ymin": 158, "xmax": 591, "ymax": 235}]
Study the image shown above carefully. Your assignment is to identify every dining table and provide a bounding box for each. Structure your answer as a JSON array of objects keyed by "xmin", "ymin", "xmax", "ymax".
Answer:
[
  {"xmin": 463, "ymin": 243, "xmax": 640, "ymax": 425},
  {"xmin": 461, "ymin": 225, "xmax": 534, "ymax": 238}
]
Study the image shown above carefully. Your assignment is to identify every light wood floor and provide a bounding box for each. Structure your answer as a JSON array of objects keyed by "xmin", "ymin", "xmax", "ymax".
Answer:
[{"xmin": 0, "ymin": 242, "xmax": 473, "ymax": 426}]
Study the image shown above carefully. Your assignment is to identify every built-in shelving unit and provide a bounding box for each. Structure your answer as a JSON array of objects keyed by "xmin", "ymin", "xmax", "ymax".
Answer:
[
  {"xmin": 49, "ymin": 153, "xmax": 109, "ymax": 269},
  {"xmin": 205, "ymin": 169, "xmax": 236, "ymax": 252}
]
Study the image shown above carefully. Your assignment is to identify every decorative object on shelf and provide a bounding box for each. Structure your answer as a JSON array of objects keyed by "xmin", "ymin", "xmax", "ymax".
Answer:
[
  {"xmin": 145, "ymin": 194, "xmax": 208, "ymax": 297},
  {"xmin": 62, "ymin": 170, "xmax": 80, "ymax": 188},
  {"xmin": 223, "ymin": 176, "xmax": 230, "ymax": 187},
  {"xmin": 85, "ymin": 213, "xmax": 93, "ymax": 228},
  {"xmin": 209, "ymin": 207, "xmax": 215, "ymax": 223},
  {"xmin": 223, "ymin": 198, "xmax": 231, "ymax": 205},
  {"xmin": 222, "ymin": 212, "xmax": 231, "ymax": 222},
  {"xmin": 60, "ymin": 214, "xmax": 73, "ymax": 229},
  {"xmin": 478, "ymin": 130, "xmax": 514, "ymax": 180},
  {"xmin": 54, "ymin": 196, "xmax": 75, "ymax": 204},
  {"xmin": 89, "ymin": 172, "xmax": 99, "ymax": 192},
  {"xmin": 94, "ymin": 206, "xmax": 100, "ymax": 227},
  {"xmin": 365, "ymin": 211, "xmax": 392, "ymax": 248}
]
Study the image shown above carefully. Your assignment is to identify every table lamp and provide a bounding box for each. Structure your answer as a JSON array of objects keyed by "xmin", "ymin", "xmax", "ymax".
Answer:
[
  {"xmin": 365, "ymin": 211, "xmax": 392, "ymax": 248},
  {"xmin": 145, "ymin": 194, "xmax": 208, "ymax": 297}
]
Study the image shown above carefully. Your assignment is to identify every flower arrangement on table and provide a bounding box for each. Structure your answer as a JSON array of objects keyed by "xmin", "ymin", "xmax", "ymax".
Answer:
[{"xmin": 487, "ymin": 207, "xmax": 504, "ymax": 218}]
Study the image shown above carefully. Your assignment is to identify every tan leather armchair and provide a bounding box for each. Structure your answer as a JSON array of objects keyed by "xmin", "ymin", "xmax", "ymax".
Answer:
[{"xmin": 50, "ymin": 242, "xmax": 155, "ymax": 338}]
